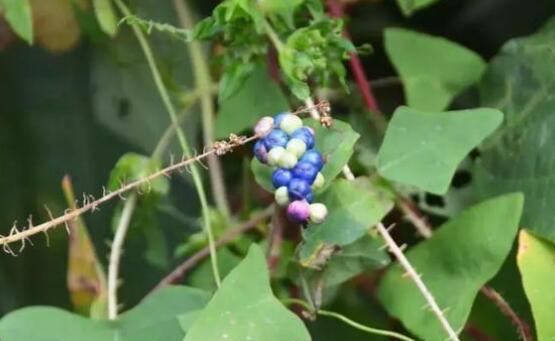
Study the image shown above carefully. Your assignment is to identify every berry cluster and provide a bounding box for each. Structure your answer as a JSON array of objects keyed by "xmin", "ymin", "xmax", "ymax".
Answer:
[{"xmin": 253, "ymin": 113, "xmax": 328, "ymax": 224}]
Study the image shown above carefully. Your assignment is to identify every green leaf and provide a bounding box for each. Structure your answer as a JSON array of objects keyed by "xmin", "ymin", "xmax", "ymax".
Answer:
[
  {"xmin": 395, "ymin": 0, "xmax": 440, "ymax": 16},
  {"xmin": 0, "ymin": 0, "xmax": 33, "ymax": 44},
  {"xmin": 107, "ymin": 153, "xmax": 169, "ymax": 195},
  {"xmin": 93, "ymin": 0, "xmax": 118, "ymax": 37},
  {"xmin": 250, "ymin": 118, "xmax": 359, "ymax": 193},
  {"xmin": 0, "ymin": 286, "xmax": 211, "ymax": 341},
  {"xmin": 376, "ymin": 106, "xmax": 503, "ymax": 195},
  {"xmin": 216, "ymin": 63, "xmax": 288, "ymax": 138},
  {"xmin": 258, "ymin": 0, "xmax": 304, "ymax": 13},
  {"xmin": 378, "ymin": 193, "xmax": 524, "ymax": 341},
  {"xmin": 472, "ymin": 17, "xmax": 555, "ymax": 244},
  {"xmin": 305, "ymin": 118, "xmax": 360, "ymax": 191},
  {"xmin": 317, "ymin": 235, "xmax": 390, "ymax": 287},
  {"xmin": 384, "ymin": 28, "xmax": 485, "ymax": 111},
  {"xmin": 184, "ymin": 244, "xmax": 310, "ymax": 341},
  {"xmin": 299, "ymin": 178, "xmax": 393, "ymax": 268},
  {"xmin": 517, "ymin": 230, "xmax": 555, "ymax": 341}
]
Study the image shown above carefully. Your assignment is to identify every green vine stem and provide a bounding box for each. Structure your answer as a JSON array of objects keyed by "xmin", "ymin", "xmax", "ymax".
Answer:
[
  {"xmin": 172, "ymin": 0, "xmax": 231, "ymax": 218},
  {"xmin": 283, "ymin": 298, "xmax": 416, "ymax": 341},
  {"xmin": 113, "ymin": 0, "xmax": 222, "ymax": 288}
]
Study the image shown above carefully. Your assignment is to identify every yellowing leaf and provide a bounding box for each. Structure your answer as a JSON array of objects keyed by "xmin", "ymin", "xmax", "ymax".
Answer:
[
  {"xmin": 517, "ymin": 230, "xmax": 555, "ymax": 341},
  {"xmin": 31, "ymin": 0, "xmax": 83, "ymax": 53},
  {"xmin": 62, "ymin": 175, "xmax": 107, "ymax": 318}
]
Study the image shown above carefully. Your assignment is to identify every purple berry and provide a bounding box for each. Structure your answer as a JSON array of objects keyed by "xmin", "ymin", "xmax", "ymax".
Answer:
[
  {"xmin": 263, "ymin": 129, "xmax": 289, "ymax": 149},
  {"xmin": 287, "ymin": 178, "xmax": 312, "ymax": 201},
  {"xmin": 272, "ymin": 168, "xmax": 293, "ymax": 188},
  {"xmin": 292, "ymin": 161, "xmax": 318, "ymax": 183},
  {"xmin": 291, "ymin": 127, "xmax": 315, "ymax": 149},
  {"xmin": 253, "ymin": 140, "xmax": 268, "ymax": 163},
  {"xmin": 274, "ymin": 112, "xmax": 288, "ymax": 127},
  {"xmin": 287, "ymin": 200, "xmax": 310, "ymax": 223},
  {"xmin": 299, "ymin": 149, "xmax": 324, "ymax": 170}
]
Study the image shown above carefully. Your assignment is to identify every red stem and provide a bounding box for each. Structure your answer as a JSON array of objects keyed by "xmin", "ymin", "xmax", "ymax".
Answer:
[{"xmin": 326, "ymin": 0, "xmax": 381, "ymax": 114}]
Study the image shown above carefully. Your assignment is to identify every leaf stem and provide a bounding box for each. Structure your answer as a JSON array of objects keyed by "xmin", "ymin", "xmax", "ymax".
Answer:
[
  {"xmin": 107, "ymin": 194, "xmax": 137, "ymax": 319},
  {"xmin": 283, "ymin": 298, "xmax": 416, "ymax": 341},
  {"xmin": 172, "ymin": 0, "xmax": 231, "ymax": 218},
  {"xmin": 114, "ymin": 0, "xmax": 221, "ymax": 288}
]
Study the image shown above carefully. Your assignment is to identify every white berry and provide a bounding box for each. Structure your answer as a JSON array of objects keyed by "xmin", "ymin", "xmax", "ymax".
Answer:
[
  {"xmin": 275, "ymin": 186, "xmax": 290, "ymax": 206},
  {"xmin": 279, "ymin": 114, "xmax": 303, "ymax": 134},
  {"xmin": 267, "ymin": 146, "xmax": 285, "ymax": 166},
  {"xmin": 278, "ymin": 150, "xmax": 298, "ymax": 169},
  {"xmin": 309, "ymin": 203, "xmax": 328, "ymax": 224},
  {"xmin": 312, "ymin": 172, "xmax": 325, "ymax": 190},
  {"xmin": 286, "ymin": 138, "xmax": 307, "ymax": 158},
  {"xmin": 254, "ymin": 116, "xmax": 274, "ymax": 137}
]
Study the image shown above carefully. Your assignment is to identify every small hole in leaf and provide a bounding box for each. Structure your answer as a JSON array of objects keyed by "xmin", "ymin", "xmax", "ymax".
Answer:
[
  {"xmin": 117, "ymin": 98, "xmax": 130, "ymax": 119},
  {"xmin": 452, "ymin": 170, "xmax": 472, "ymax": 188},
  {"xmin": 469, "ymin": 148, "xmax": 481, "ymax": 160},
  {"xmin": 424, "ymin": 193, "xmax": 445, "ymax": 208}
]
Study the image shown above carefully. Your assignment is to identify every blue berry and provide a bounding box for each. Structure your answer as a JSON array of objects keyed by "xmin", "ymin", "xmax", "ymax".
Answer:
[
  {"xmin": 291, "ymin": 127, "xmax": 315, "ymax": 149},
  {"xmin": 263, "ymin": 129, "xmax": 289, "ymax": 149},
  {"xmin": 273, "ymin": 113, "xmax": 288, "ymax": 128},
  {"xmin": 272, "ymin": 168, "xmax": 293, "ymax": 188},
  {"xmin": 292, "ymin": 161, "xmax": 318, "ymax": 183},
  {"xmin": 253, "ymin": 140, "xmax": 268, "ymax": 164},
  {"xmin": 299, "ymin": 149, "xmax": 324, "ymax": 170},
  {"xmin": 305, "ymin": 192, "xmax": 314, "ymax": 203},
  {"xmin": 288, "ymin": 178, "xmax": 312, "ymax": 201}
]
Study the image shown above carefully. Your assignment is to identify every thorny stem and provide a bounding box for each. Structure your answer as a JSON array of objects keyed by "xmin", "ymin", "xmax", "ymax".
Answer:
[
  {"xmin": 375, "ymin": 222, "xmax": 461, "ymax": 341},
  {"xmin": 259, "ymin": 12, "xmax": 459, "ymax": 339},
  {"xmin": 173, "ymin": 0, "xmax": 231, "ymax": 218},
  {"xmin": 284, "ymin": 298, "xmax": 416, "ymax": 341},
  {"xmin": 150, "ymin": 205, "xmax": 275, "ymax": 293},
  {"xmin": 0, "ymin": 134, "xmax": 259, "ymax": 250},
  {"xmin": 114, "ymin": 0, "xmax": 222, "ymax": 288},
  {"xmin": 107, "ymin": 194, "xmax": 137, "ymax": 320}
]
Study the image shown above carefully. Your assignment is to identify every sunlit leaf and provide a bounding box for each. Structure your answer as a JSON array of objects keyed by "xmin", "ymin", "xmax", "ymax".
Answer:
[
  {"xmin": 93, "ymin": 0, "xmax": 117, "ymax": 37},
  {"xmin": 378, "ymin": 193, "xmax": 524, "ymax": 341},
  {"xmin": 385, "ymin": 28, "xmax": 485, "ymax": 111},
  {"xmin": 184, "ymin": 244, "xmax": 311, "ymax": 341},
  {"xmin": 0, "ymin": 0, "xmax": 33, "ymax": 43},
  {"xmin": 517, "ymin": 230, "xmax": 555, "ymax": 341},
  {"xmin": 376, "ymin": 106, "xmax": 502, "ymax": 195}
]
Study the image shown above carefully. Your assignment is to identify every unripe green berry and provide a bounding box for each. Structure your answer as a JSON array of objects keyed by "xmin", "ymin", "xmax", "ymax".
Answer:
[
  {"xmin": 309, "ymin": 203, "xmax": 328, "ymax": 224},
  {"xmin": 312, "ymin": 172, "xmax": 325, "ymax": 190},
  {"xmin": 275, "ymin": 186, "xmax": 290, "ymax": 206},
  {"xmin": 279, "ymin": 114, "xmax": 303, "ymax": 134},
  {"xmin": 267, "ymin": 146, "xmax": 285, "ymax": 166},
  {"xmin": 286, "ymin": 138, "xmax": 307, "ymax": 158},
  {"xmin": 278, "ymin": 150, "xmax": 298, "ymax": 169}
]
